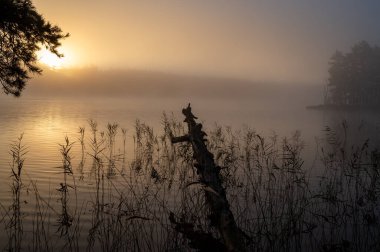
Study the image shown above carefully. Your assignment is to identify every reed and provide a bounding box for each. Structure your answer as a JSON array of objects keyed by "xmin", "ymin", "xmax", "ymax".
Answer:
[
  {"xmin": 7, "ymin": 134, "xmax": 27, "ymax": 252},
  {"xmin": 77, "ymin": 127, "xmax": 86, "ymax": 180},
  {"xmin": 1, "ymin": 115, "xmax": 379, "ymax": 251}
]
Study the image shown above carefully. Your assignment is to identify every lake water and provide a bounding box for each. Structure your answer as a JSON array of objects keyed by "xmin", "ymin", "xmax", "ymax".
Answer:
[{"xmin": 0, "ymin": 95, "xmax": 379, "ymax": 250}]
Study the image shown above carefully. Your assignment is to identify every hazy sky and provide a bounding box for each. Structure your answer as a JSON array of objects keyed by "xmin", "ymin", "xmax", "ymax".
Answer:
[{"xmin": 34, "ymin": 0, "xmax": 380, "ymax": 84}]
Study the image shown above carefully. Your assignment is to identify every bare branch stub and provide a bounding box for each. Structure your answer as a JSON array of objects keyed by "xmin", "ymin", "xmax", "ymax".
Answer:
[
  {"xmin": 171, "ymin": 135, "xmax": 190, "ymax": 144},
  {"xmin": 170, "ymin": 104, "xmax": 246, "ymax": 252}
]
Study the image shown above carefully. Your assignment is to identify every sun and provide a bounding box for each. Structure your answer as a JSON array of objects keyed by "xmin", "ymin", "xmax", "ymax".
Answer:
[{"xmin": 37, "ymin": 47, "xmax": 73, "ymax": 69}]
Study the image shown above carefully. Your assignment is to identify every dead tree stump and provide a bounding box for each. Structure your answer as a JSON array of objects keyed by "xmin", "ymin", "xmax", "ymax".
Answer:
[{"xmin": 171, "ymin": 104, "xmax": 246, "ymax": 252}]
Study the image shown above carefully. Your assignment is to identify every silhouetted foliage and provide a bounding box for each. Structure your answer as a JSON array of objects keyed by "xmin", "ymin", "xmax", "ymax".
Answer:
[
  {"xmin": 0, "ymin": 0, "xmax": 68, "ymax": 96},
  {"xmin": 327, "ymin": 41, "xmax": 380, "ymax": 106}
]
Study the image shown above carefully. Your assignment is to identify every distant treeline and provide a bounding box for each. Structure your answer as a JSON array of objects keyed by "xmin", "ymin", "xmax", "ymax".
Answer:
[{"xmin": 27, "ymin": 67, "xmax": 319, "ymax": 107}]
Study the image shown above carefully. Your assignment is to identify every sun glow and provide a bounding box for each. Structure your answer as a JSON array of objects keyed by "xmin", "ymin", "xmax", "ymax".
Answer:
[{"xmin": 37, "ymin": 47, "xmax": 74, "ymax": 69}]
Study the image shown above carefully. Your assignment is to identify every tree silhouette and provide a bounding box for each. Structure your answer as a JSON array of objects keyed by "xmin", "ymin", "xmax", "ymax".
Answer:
[
  {"xmin": 327, "ymin": 50, "xmax": 347, "ymax": 105},
  {"xmin": 0, "ymin": 0, "xmax": 68, "ymax": 96},
  {"xmin": 327, "ymin": 41, "xmax": 380, "ymax": 106}
]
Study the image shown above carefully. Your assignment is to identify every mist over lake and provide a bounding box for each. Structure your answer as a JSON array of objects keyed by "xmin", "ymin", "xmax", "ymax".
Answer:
[
  {"xmin": 1, "ymin": 69, "xmax": 327, "ymax": 169},
  {"xmin": 1, "ymin": 69, "xmax": 380, "ymax": 250},
  {"xmin": 2, "ymin": 0, "xmax": 380, "ymax": 250}
]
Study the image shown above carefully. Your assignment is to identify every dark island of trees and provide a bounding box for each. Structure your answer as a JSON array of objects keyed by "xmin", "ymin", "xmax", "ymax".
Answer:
[
  {"xmin": 309, "ymin": 41, "xmax": 380, "ymax": 110},
  {"xmin": 324, "ymin": 41, "xmax": 380, "ymax": 108}
]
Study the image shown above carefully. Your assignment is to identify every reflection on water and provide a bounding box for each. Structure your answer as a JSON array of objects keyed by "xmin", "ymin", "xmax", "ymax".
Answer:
[
  {"xmin": 0, "ymin": 97, "xmax": 379, "ymax": 250},
  {"xmin": 1, "ymin": 97, "xmax": 379, "ymax": 195},
  {"xmin": 0, "ymin": 97, "xmax": 325, "ymax": 182},
  {"xmin": 323, "ymin": 109, "xmax": 380, "ymax": 148}
]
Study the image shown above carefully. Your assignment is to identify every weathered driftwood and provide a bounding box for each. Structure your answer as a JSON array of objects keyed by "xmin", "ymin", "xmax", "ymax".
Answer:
[{"xmin": 170, "ymin": 104, "xmax": 246, "ymax": 252}]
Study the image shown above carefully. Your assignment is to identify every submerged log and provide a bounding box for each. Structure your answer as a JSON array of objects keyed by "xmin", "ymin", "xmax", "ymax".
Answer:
[{"xmin": 171, "ymin": 104, "xmax": 246, "ymax": 252}]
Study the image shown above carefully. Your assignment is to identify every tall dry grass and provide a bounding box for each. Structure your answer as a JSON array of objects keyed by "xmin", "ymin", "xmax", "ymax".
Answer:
[{"xmin": 0, "ymin": 114, "xmax": 379, "ymax": 251}]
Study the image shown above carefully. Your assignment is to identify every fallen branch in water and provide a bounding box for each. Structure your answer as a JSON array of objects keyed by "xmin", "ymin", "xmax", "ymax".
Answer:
[{"xmin": 170, "ymin": 104, "xmax": 246, "ymax": 252}]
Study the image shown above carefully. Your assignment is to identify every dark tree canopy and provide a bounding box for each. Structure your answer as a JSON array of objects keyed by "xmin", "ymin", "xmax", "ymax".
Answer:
[
  {"xmin": 0, "ymin": 0, "xmax": 68, "ymax": 96},
  {"xmin": 327, "ymin": 41, "xmax": 380, "ymax": 106}
]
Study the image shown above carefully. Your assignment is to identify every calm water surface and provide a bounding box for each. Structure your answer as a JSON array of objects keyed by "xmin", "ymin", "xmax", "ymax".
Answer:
[
  {"xmin": 0, "ymin": 96, "xmax": 326, "ymax": 184},
  {"xmin": 0, "ymin": 96, "xmax": 379, "ymax": 249},
  {"xmin": 1, "ymin": 96, "xmax": 379, "ymax": 194}
]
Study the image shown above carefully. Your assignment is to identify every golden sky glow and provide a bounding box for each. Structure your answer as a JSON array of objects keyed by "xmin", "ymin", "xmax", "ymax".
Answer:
[{"xmin": 33, "ymin": 0, "xmax": 380, "ymax": 84}]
